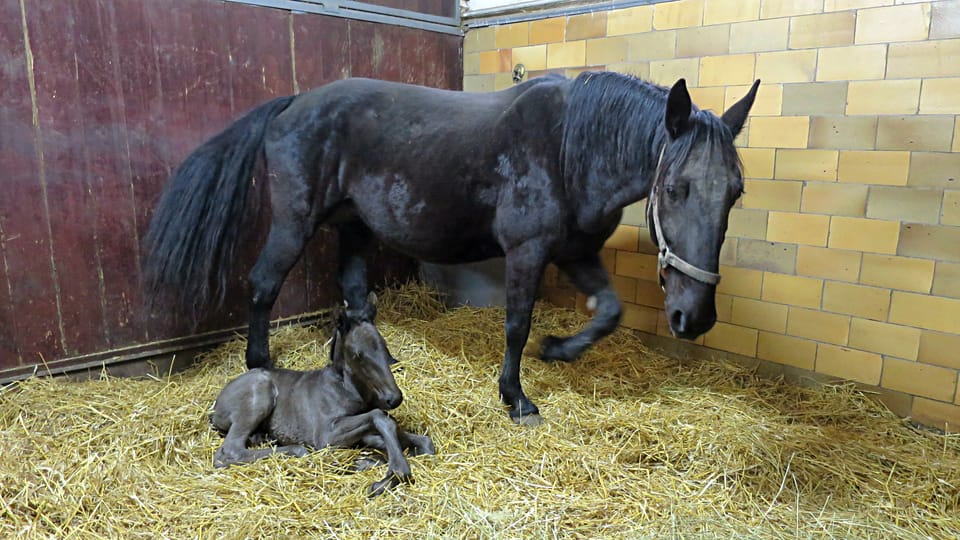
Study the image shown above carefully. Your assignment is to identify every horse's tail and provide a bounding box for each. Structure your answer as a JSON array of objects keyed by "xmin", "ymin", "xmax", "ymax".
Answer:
[{"xmin": 143, "ymin": 95, "xmax": 296, "ymax": 320}]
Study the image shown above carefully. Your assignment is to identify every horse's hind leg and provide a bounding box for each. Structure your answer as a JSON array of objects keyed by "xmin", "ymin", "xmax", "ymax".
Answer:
[
  {"xmin": 540, "ymin": 254, "xmax": 622, "ymax": 363},
  {"xmin": 212, "ymin": 372, "xmax": 308, "ymax": 467},
  {"xmin": 337, "ymin": 222, "xmax": 374, "ymax": 314},
  {"xmin": 246, "ymin": 148, "xmax": 331, "ymax": 369}
]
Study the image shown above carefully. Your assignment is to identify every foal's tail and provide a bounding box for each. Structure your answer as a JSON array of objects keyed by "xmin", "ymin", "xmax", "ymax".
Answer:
[{"xmin": 143, "ymin": 95, "xmax": 296, "ymax": 320}]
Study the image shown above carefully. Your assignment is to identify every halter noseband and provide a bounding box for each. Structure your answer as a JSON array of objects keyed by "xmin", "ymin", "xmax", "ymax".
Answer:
[{"xmin": 647, "ymin": 144, "xmax": 723, "ymax": 291}]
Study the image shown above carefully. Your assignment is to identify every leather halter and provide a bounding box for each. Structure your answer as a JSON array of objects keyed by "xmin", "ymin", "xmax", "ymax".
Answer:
[{"xmin": 646, "ymin": 144, "xmax": 723, "ymax": 290}]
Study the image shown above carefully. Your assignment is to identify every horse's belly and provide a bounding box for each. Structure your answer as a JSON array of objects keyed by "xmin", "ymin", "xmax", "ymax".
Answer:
[{"xmin": 376, "ymin": 227, "xmax": 504, "ymax": 264}]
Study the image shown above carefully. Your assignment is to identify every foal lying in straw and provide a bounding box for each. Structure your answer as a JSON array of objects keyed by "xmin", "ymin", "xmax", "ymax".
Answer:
[{"xmin": 210, "ymin": 294, "xmax": 434, "ymax": 496}]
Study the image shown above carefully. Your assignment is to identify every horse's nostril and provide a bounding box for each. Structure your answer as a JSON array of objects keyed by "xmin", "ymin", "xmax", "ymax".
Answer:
[
  {"xmin": 670, "ymin": 310, "xmax": 686, "ymax": 334},
  {"xmin": 385, "ymin": 393, "xmax": 403, "ymax": 410}
]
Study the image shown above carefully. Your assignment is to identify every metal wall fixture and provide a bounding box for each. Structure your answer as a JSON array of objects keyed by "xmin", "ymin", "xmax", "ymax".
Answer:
[{"xmin": 224, "ymin": 0, "xmax": 462, "ymax": 34}]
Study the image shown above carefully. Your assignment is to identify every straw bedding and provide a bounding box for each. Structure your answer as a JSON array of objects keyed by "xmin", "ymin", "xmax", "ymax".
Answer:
[{"xmin": 2, "ymin": 283, "xmax": 959, "ymax": 539}]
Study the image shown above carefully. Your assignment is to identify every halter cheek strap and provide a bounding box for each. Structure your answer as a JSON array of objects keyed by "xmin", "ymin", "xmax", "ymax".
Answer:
[{"xmin": 647, "ymin": 144, "xmax": 723, "ymax": 290}]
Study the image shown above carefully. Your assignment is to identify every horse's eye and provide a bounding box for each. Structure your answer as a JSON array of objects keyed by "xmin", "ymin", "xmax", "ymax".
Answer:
[{"xmin": 664, "ymin": 184, "xmax": 679, "ymax": 200}]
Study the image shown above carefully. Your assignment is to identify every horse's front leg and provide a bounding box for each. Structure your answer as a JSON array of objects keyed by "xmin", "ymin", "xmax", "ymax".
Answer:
[
  {"xmin": 326, "ymin": 410, "xmax": 413, "ymax": 496},
  {"xmin": 540, "ymin": 253, "xmax": 622, "ymax": 363},
  {"xmin": 499, "ymin": 245, "xmax": 547, "ymax": 426}
]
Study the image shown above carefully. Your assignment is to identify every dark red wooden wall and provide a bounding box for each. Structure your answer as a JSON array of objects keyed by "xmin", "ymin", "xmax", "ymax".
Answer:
[{"xmin": 0, "ymin": 0, "xmax": 462, "ymax": 378}]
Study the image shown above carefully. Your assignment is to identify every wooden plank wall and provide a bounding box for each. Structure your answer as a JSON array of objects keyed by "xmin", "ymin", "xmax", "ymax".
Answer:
[{"xmin": 0, "ymin": 0, "xmax": 462, "ymax": 377}]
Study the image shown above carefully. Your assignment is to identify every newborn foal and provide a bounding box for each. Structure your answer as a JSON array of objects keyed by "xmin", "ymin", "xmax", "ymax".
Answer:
[{"xmin": 210, "ymin": 298, "xmax": 434, "ymax": 496}]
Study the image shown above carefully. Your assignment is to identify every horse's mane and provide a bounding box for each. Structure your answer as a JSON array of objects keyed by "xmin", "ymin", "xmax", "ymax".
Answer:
[{"xmin": 560, "ymin": 71, "xmax": 742, "ymax": 186}]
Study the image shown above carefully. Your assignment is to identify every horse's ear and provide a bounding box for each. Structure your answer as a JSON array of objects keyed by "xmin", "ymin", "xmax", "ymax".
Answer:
[
  {"xmin": 665, "ymin": 78, "xmax": 692, "ymax": 139},
  {"xmin": 722, "ymin": 79, "xmax": 760, "ymax": 137}
]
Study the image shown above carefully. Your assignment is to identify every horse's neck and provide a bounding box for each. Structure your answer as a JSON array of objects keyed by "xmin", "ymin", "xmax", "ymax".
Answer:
[{"xmin": 561, "ymin": 78, "xmax": 667, "ymax": 232}]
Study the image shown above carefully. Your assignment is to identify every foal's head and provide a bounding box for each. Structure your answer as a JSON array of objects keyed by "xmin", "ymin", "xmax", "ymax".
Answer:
[
  {"xmin": 332, "ymin": 292, "xmax": 403, "ymax": 410},
  {"xmin": 648, "ymin": 79, "xmax": 759, "ymax": 339}
]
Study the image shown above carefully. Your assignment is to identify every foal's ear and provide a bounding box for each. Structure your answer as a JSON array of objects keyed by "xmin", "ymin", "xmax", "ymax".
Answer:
[
  {"xmin": 722, "ymin": 79, "xmax": 760, "ymax": 137},
  {"xmin": 665, "ymin": 78, "xmax": 692, "ymax": 139},
  {"xmin": 366, "ymin": 291, "xmax": 378, "ymax": 307}
]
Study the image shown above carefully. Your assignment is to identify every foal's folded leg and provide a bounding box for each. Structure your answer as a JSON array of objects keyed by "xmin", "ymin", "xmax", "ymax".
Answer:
[{"xmin": 326, "ymin": 410, "xmax": 413, "ymax": 496}]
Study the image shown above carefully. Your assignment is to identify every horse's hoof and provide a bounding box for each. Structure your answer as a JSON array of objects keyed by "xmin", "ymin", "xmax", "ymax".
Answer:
[
  {"xmin": 539, "ymin": 335, "xmax": 578, "ymax": 363},
  {"xmin": 352, "ymin": 456, "xmax": 385, "ymax": 473},
  {"xmin": 513, "ymin": 413, "xmax": 544, "ymax": 427}
]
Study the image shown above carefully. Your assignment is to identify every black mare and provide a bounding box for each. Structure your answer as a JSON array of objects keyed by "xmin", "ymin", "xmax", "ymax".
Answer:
[{"xmin": 145, "ymin": 72, "xmax": 760, "ymax": 425}]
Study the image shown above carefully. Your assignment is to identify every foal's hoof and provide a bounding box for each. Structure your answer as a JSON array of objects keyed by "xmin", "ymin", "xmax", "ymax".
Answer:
[
  {"xmin": 539, "ymin": 335, "xmax": 579, "ymax": 363},
  {"xmin": 367, "ymin": 472, "xmax": 411, "ymax": 498}
]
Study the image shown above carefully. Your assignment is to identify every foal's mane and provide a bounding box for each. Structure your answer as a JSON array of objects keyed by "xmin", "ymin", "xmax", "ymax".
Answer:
[{"xmin": 560, "ymin": 71, "xmax": 743, "ymax": 187}]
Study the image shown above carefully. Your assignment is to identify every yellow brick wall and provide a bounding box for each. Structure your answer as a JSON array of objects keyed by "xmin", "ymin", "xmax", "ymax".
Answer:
[{"xmin": 464, "ymin": 0, "xmax": 960, "ymax": 431}]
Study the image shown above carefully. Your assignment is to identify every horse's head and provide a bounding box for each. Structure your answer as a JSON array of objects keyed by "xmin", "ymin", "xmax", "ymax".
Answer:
[
  {"xmin": 332, "ymin": 292, "xmax": 403, "ymax": 410},
  {"xmin": 647, "ymin": 78, "xmax": 759, "ymax": 339}
]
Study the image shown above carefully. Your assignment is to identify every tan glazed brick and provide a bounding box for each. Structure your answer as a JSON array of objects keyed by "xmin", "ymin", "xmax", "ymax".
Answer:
[
  {"xmin": 547, "ymin": 41, "xmax": 586, "ymax": 69},
  {"xmin": 727, "ymin": 208, "xmax": 769, "ymax": 239},
  {"xmin": 849, "ymin": 318, "xmax": 921, "ymax": 360},
  {"xmin": 876, "ymin": 116, "xmax": 956, "ymax": 153},
  {"xmin": 775, "ymin": 149, "xmax": 838, "ymax": 181},
  {"xmin": 749, "ymin": 117, "xmax": 809, "ymax": 148},
  {"xmin": 725, "ymin": 84, "xmax": 782, "ymax": 116},
  {"xmin": 741, "ymin": 179, "xmax": 802, "ymax": 211},
  {"xmin": 933, "ymin": 262, "xmax": 960, "ymax": 299},
  {"xmin": 828, "ymin": 216, "xmax": 900, "ymax": 254},
  {"xmin": 736, "ymin": 239, "xmax": 797, "ymax": 273},
  {"xmin": 808, "ymin": 116, "xmax": 877, "ymax": 150},
  {"xmin": 760, "ymin": 0, "xmax": 823, "ymax": 19},
  {"xmin": 605, "ymin": 225, "xmax": 639, "ymax": 252},
  {"xmin": 854, "ymin": 4, "xmax": 931, "ymax": 45},
  {"xmin": 704, "ymin": 322, "xmax": 759, "ymax": 357},
  {"xmin": 846, "ymin": 80, "xmax": 921, "ymax": 115},
  {"xmin": 654, "ymin": 0, "xmax": 704, "ymax": 29},
  {"xmin": 717, "ymin": 265, "xmax": 764, "ymax": 298},
  {"xmin": 511, "ymin": 45, "xmax": 547, "ymax": 72},
  {"xmin": 677, "ymin": 26, "xmax": 731, "ymax": 58},
  {"xmin": 898, "ymin": 223, "xmax": 960, "ymax": 263},
  {"xmin": 688, "ymin": 87, "xmax": 726, "ymax": 113},
  {"xmin": 586, "ymin": 37, "xmax": 629, "ymax": 66},
  {"xmin": 495, "ymin": 22, "xmax": 529, "ymax": 49},
  {"xmin": 887, "ymin": 39, "xmax": 960, "ymax": 79},
  {"xmin": 912, "ymin": 398, "xmax": 960, "ymax": 432},
  {"xmin": 566, "ymin": 12, "xmax": 607, "ymax": 41},
  {"xmin": 626, "ymin": 32, "xmax": 677, "ymax": 61},
  {"xmin": 822, "ymin": 281, "xmax": 891, "ymax": 321},
  {"xmin": 823, "ymin": 0, "xmax": 892, "ymax": 11},
  {"xmin": 816, "ymin": 44, "xmax": 887, "ymax": 81},
  {"xmin": 796, "ymin": 246, "xmax": 862, "ymax": 282},
  {"xmin": 607, "ymin": 5, "xmax": 654, "ymax": 36},
  {"xmin": 731, "ymin": 297, "xmax": 789, "ymax": 333},
  {"xmin": 730, "ymin": 19, "xmax": 790, "ymax": 53},
  {"xmin": 790, "ymin": 12, "xmax": 856, "ymax": 49},
  {"xmin": 788, "ymin": 307, "xmax": 851, "ymax": 345},
  {"xmin": 943, "ymin": 191, "xmax": 960, "ymax": 226},
  {"xmin": 755, "ymin": 50, "xmax": 817, "ymax": 83},
  {"xmin": 801, "ymin": 182, "xmax": 868, "ymax": 216},
  {"xmin": 699, "ymin": 54, "xmax": 757, "ymax": 86},
  {"xmin": 908, "ymin": 153, "xmax": 960, "ymax": 188},
  {"xmin": 757, "ymin": 331, "xmax": 817, "ymax": 370},
  {"xmin": 767, "ymin": 212, "xmax": 830, "ymax": 246},
  {"xmin": 704, "ymin": 0, "xmax": 761, "ymax": 25},
  {"xmin": 529, "ymin": 17, "xmax": 565, "ymax": 45},
  {"xmin": 650, "ymin": 58, "xmax": 701, "ymax": 86},
  {"xmin": 859, "ymin": 254, "xmax": 935, "ymax": 293},
  {"xmin": 882, "ymin": 358, "xmax": 957, "ymax": 403},
  {"xmin": 739, "ymin": 148, "xmax": 776, "ymax": 178},
  {"xmin": 782, "ymin": 82, "xmax": 848, "ymax": 115},
  {"xmin": 890, "ymin": 291, "xmax": 960, "ymax": 334},
  {"xmin": 919, "ymin": 78, "xmax": 960, "ymax": 115},
  {"xmin": 816, "ymin": 344, "xmax": 883, "ymax": 385},
  {"xmin": 919, "ymin": 330, "xmax": 960, "ymax": 370},
  {"xmin": 837, "ymin": 151, "xmax": 910, "ymax": 186},
  {"xmin": 762, "ymin": 273, "xmax": 823, "ymax": 309},
  {"xmin": 868, "ymin": 187, "xmax": 944, "ymax": 224}
]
